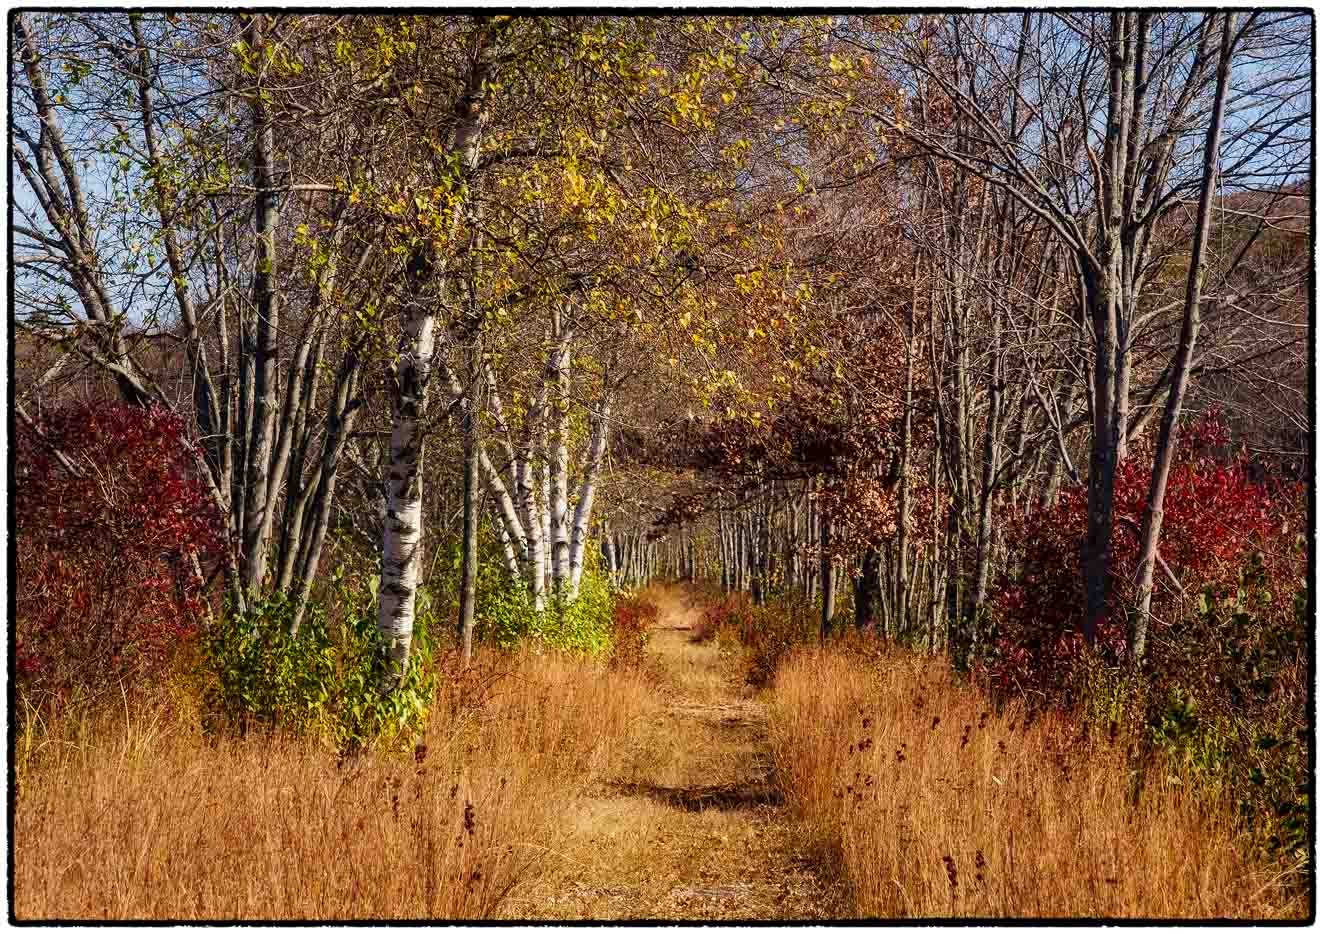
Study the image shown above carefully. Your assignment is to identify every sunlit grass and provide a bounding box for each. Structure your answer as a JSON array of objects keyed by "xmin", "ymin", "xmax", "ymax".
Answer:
[
  {"xmin": 767, "ymin": 643, "xmax": 1307, "ymax": 920},
  {"xmin": 13, "ymin": 649, "xmax": 655, "ymax": 921}
]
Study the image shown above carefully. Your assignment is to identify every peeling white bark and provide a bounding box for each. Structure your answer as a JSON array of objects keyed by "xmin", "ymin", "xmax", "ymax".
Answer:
[
  {"xmin": 377, "ymin": 23, "xmax": 492, "ymax": 687},
  {"xmin": 541, "ymin": 461, "xmax": 553, "ymax": 587},
  {"xmin": 379, "ymin": 256, "xmax": 435, "ymax": 686}
]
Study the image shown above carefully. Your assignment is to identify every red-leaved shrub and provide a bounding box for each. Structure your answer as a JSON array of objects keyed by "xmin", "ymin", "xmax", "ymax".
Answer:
[
  {"xmin": 697, "ymin": 591, "xmax": 754, "ymax": 636},
  {"xmin": 986, "ymin": 414, "xmax": 1302, "ymax": 700},
  {"xmin": 610, "ymin": 593, "xmax": 659, "ymax": 670},
  {"xmin": 690, "ymin": 591, "xmax": 751, "ymax": 643},
  {"xmin": 16, "ymin": 402, "xmax": 223, "ymax": 710}
]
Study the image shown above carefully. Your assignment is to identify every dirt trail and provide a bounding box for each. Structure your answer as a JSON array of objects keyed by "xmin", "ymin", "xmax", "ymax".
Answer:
[{"xmin": 501, "ymin": 587, "xmax": 846, "ymax": 921}]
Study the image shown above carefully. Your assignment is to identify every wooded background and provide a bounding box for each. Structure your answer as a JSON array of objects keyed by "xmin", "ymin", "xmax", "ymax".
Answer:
[{"xmin": 12, "ymin": 12, "xmax": 1309, "ymax": 675}]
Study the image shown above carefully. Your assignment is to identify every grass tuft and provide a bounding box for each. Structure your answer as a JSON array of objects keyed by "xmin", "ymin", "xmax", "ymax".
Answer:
[
  {"xmin": 767, "ymin": 644, "xmax": 1307, "ymax": 920},
  {"xmin": 14, "ymin": 649, "xmax": 654, "ymax": 921}
]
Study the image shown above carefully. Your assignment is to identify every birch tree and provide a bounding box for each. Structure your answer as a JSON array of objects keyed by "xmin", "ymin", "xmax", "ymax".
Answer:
[{"xmin": 11, "ymin": 12, "xmax": 374, "ymax": 624}]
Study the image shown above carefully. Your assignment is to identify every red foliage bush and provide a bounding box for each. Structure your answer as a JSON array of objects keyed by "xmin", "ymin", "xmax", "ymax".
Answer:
[
  {"xmin": 986, "ymin": 414, "xmax": 1302, "ymax": 699},
  {"xmin": 610, "ymin": 594, "xmax": 659, "ymax": 670},
  {"xmin": 695, "ymin": 593, "xmax": 818, "ymax": 686},
  {"xmin": 15, "ymin": 402, "xmax": 224, "ymax": 708},
  {"xmin": 695, "ymin": 592, "xmax": 754, "ymax": 642}
]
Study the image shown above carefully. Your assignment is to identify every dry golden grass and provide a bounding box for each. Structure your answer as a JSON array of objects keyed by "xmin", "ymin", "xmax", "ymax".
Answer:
[
  {"xmin": 13, "ymin": 649, "xmax": 654, "ymax": 921},
  {"xmin": 767, "ymin": 644, "xmax": 1307, "ymax": 920}
]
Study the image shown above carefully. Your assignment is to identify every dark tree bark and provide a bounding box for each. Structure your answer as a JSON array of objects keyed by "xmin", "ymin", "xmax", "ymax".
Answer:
[
  {"xmin": 819, "ymin": 500, "xmax": 835, "ymax": 639},
  {"xmin": 855, "ymin": 545, "xmax": 882, "ymax": 635}
]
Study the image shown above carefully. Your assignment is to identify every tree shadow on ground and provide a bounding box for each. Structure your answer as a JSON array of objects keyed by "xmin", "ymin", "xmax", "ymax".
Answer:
[{"xmin": 607, "ymin": 780, "xmax": 784, "ymax": 812}]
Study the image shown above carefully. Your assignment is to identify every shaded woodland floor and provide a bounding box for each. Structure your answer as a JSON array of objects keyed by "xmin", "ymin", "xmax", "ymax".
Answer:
[{"xmin": 501, "ymin": 587, "xmax": 847, "ymax": 921}]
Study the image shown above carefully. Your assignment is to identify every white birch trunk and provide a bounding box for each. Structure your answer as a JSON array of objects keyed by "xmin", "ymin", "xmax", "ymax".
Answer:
[
  {"xmin": 519, "ymin": 370, "xmax": 548, "ymax": 610},
  {"xmin": 477, "ymin": 446, "xmax": 527, "ymax": 572},
  {"xmin": 542, "ymin": 461, "xmax": 553, "ymax": 587},
  {"xmin": 493, "ymin": 512, "xmax": 521, "ymax": 578},
  {"xmin": 379, "ymin": 251, "xmax": 437, "ymax": 687},
  {"xmin": 567, "ymin": 395, "xmax": 612, "ymax": 599},
  {"xmin": 378, "ymin": 27, "xmax": 491, "ymax": 687},
  {"xmin": 600, "ymin": 515, "xmax": 617, "ymax": 584},
  {"xmin": 548, "ymin": 317, "xmax": 572, "ymax": 593}
]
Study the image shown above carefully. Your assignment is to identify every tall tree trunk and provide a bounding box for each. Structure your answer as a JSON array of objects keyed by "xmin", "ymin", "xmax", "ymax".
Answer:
[
  {"xmin": 567, "ymin": 391, "xmax": 612, "ymax": 598},
  {"xmin": 379, "ymin": 247, "xmax": 441, "ymax": 688},
  {"xmin": 929, "ymin": 450, "xmax": 945, "ymax": 654},
  {"xmin": 239, "ymin": 13, "xmax": 280, "ymax": 599},
  {"xmin": 542, "ymin": 462, "xmax": 553, "ymax": 587},
  {"xmin": 378, "ymin": 26, "xmax": 491, "ymax": 688},
  {"xmin": 289, "ymin": 353, "xmax": 362, "ymax": 635},
  {"xmin": 458, "ymin": 334, "xmax": 481, "ymax": 667},
  {"xmin": 758, "ymin": 504, "xmax": 773, "ymax": 598},
  {"xmin": 1081, "ymin": 267, "xmax": 1123, "ymax": 647},
  {"xmin": 1081, "ymin": 12, "xmax": 1137, "ymax": 645},
  {"xmin": 748, "ymin": 509, "xmax": 764, "ymax": 606},
  {"xmin": 970, "ymin": 340, "xmax": 1002, "ymax": 620},
  {"xmin": 600, "ymin": 516, "xmax": 617, "ymax": 584},
  {"xmin": 804, "ymin": 485, "xmax": 817, "ymax": 602},
  {"xmin": 895, "ymin": 255, "xmax": 920, "ymax": 637},
  {"xmin": 519, "ymin": 364, "xmax": 547, "ymax": 610},
  {"xmin": 855, "ymin": 544, "xmax": 882, "ymax": 634},
  {"xmin": 819, "ymin": 497, "xmax": 835, "ymax": 639},
  {"xmin": 1131, "ymin": 13, "xmax": 1234, "ymax": 662},
  {"xmin": 718, "ymin": 508, "xmax": 730, "ymax": 592},
  {"xmin": 548, "ymin": 311, "xmax": 572, "ymax": 594}
]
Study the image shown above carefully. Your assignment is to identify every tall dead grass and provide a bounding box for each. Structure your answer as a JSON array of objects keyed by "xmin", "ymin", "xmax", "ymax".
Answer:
[
  {"xmin": 767, "ymin": 644, "xmax": 1307, "ymax": 920},
  {"xmin": 14, "ymin": 649, "xmax": 653, "ymax": 921}
]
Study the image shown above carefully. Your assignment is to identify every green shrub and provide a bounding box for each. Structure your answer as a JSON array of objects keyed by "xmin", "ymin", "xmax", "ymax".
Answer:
[
  {"xmin": 1069, "ymin": 559, "xmax": 1309, "ymax": 876},
  {"xmin": 474, "ymin": 548, "xmax": 617, "ymax": 656},
  {"xmin": 201, "ymin": 566, "xmax": 439, "ymax": 751},
  {"xmin": 541, "ymin": 563, "xmax": 615, "ymax": 655},
  {"xmin": 1146, "ymin": 565, "xmax": 1309, "ymax": 869},
  {"xmin": 473, "ymin": 557, "xmax": 538, "ymax": 649},
  {"xmin": 201, "ymin": 592, "xmax": 330, "ymax": 737}
]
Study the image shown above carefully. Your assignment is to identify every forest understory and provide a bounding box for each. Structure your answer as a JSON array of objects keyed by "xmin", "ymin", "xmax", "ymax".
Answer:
[{"xmin": 13, "ymin": 585, "xmax": 1307, "ymax": 922}]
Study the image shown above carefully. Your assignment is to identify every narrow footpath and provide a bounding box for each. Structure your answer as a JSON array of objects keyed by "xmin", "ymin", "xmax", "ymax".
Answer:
[{"xmin": 501, "ymin": 587, "xmax": 847, "ymax": 921}]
